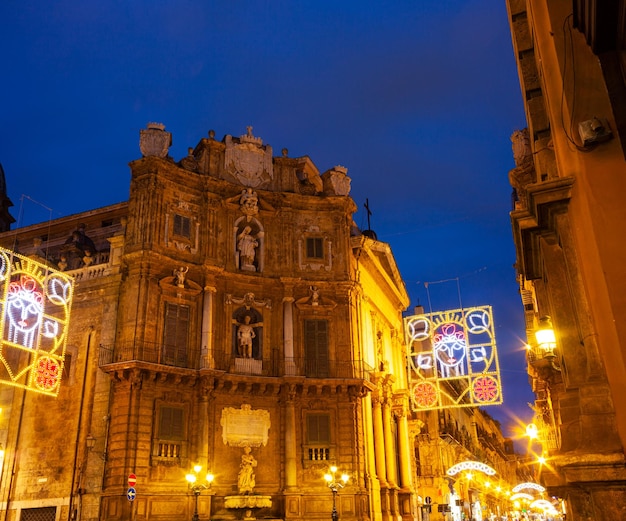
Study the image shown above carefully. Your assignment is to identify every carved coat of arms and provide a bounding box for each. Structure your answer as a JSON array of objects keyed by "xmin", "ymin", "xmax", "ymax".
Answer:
[
  {"xmin": 139, "ymin": 123, "xmax": 172, "ymax": 158},
  {"xmin": 224, "ymin": 127, "xmax": 273, "ymax": 188}
]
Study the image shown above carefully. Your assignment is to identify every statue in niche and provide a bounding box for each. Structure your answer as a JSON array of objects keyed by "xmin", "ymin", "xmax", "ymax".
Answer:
[
  {"xmin": 237, "ymin": 316, "xmax": 256, "ymax": 358},
  {"xmin": 238, "ymin": 446, "xmax": 257, "ymax": 494},
  {"xmin": 309, "ymin": 286, "xmax": 320, "ymax": 306},
  {"xmin": 237, "ymin": 226, "xmax": 258, "ymax": 271},
  {"xmin": 173, "ymin": 266, "xmax": 188, "ymax": 287}
]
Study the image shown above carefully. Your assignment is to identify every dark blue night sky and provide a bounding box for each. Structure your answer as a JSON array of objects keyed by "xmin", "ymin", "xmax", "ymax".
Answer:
[{"xmin": 1, "ymin": 1, "xmax": 533, "ymax": 441}]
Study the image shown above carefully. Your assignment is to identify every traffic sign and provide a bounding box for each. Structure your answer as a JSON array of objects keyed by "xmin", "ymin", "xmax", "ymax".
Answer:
[
  {"xmin": 128, "ymin": 474, "xmax": 137, "ymax": 487},
  {"xmin": 127, "ymin": 487, "xmax": 136, "ymax": 501},
  {"xmin": 425, "ymin": 496, "xmax": 432, "ymax": 504}
]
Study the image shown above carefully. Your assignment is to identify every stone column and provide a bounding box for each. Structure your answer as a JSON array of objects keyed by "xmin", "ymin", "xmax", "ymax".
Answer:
[
  {"xmin": 201, "ymin": 286, "xmax": 216, "ymax": 368},
  {"xmin": 199, "ymin": 381, "xmax": 211, "ymax": 469},
  {"xmin": 396, "ymin": 405, "xmax": 413, "ymax": 490},
  {"xmin": 382, "ymin": 397, "xmax": 398, "ymax": 489},
  {"xmin": 284, "ymin": 386, "xmax": 298, "ymax": 488},
  {"xmin": 283, "ymin": 297, "xmax": 296, "ymax": 375},
  {"xmin": 372, "ymin": 394, "xmax": 388, "ymax": 486}
]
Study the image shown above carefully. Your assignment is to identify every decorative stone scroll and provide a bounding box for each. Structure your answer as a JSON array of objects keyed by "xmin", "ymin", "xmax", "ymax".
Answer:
[
  {"xmin": 225, "ymin": 292, "xmax": 272, "ymax": 310},
  {"xmin": 220, "ymin": 404, "xmax": 271, "ymax": 448}
]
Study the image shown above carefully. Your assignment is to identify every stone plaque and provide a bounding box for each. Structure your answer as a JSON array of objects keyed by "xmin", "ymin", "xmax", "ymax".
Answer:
[{"xmin": 221, "ymin": 404, "xmax": 270, "ymax": 447}]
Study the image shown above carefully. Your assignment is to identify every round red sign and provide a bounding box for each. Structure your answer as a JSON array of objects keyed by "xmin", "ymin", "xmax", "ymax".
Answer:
[{"xmin": 128, "ymin": 474, "xmax": 137, "ymax": 487}]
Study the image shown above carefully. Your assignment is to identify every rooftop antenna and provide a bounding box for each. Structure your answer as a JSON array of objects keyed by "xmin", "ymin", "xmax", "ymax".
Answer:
[{"xmin": 15, "ymin": 194, "xmax": 54, "ymax": 262}]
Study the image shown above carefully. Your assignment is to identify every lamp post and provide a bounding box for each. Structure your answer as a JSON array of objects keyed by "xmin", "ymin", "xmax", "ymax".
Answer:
[
  {"xmin": 324, "ymin": 465, "xmax": 349, "ymax": 521},
  {"xmin": 185, "ymin": 465, "xmax": 214, "ymax": 521}
]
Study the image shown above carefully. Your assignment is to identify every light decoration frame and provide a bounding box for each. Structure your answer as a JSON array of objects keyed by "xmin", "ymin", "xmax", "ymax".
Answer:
[
  {"xmin": 529, "ymin": 499, "xmax": 559, "ymax": 514},
  {"xmin": 0, "ymin": 247, "xmax": 74, "ymax": 396},
  {"xmin": 510, "ymin": 493, "xmax": 534, "ymax": 501},
  {"xmin": 404, "ymin": 306, "xmax": 503, "ymax": 411},
  {"xmin": 512, "ymin": 482, "xmax": 546, "ymax": 493},
  {"xmin": 446, "ymin": 461, "xmax": 496, "ymax": 477}
]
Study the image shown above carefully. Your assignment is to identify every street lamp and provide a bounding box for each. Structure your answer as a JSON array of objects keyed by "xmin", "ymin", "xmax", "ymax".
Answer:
[
  {"xmin": 535, "ymin": 316, "xmax": 556, "ymax": 355},
  {"xmin": 324, "ymin": 465, "xmax": 349, "ymax": 521},
  {"xmin": 185, "ymin": 465, "xmax": 214, "ymax": 521}
]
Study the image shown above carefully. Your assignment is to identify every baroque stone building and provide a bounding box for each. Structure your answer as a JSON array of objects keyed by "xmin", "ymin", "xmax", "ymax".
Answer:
[
  {"xmin": 506, "ymin": 1, "xmax": 626, "ymax": 520},
  {"xmin": 0, "ymin": 124, "xmax": 417, "ymax": 521}
]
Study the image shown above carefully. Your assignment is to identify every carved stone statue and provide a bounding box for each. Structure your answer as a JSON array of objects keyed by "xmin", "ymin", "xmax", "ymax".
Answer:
[
  {"xmin": 237, "ymin": 226, "xmax": 258, "ymax": 271},
  {"xmin": 511, "ymin": 128, "xmax": 531, "ymax": 167},
  {"xmin": 240, "ymin": 188, "xmax": 259, "ymax": 218},
  {"xmin": 238, "ymin": 446, "xmax": 257, "ymax": 494},
  {"xmin": 173, "ymin": 266, "xmax": 188, "ymax": 287},
  {"xmin": 309, "ymin": 286, "xmax": 320, "ymax": 306},
  {"xmin": 237, "ymin": 316, "xmax": 256, "ymax": 358}
]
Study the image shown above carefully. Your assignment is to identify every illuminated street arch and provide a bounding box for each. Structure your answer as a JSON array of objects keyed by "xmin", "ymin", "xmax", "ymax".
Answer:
[
  {"xmin": 405, "ymin": 306, "xmax": 503, "ymax": 411},
  {"xmin": 512, "ymin": 482, "xmax": 546, "ymax": 493},
  {"xmin": 0, "ymin": 247, "xmax": 74, "ymax": 396},
  {"xmin": 510, "ymin": 493, "xmax": 534, "ymax": 501},
  {"xmin": 446, "ymin": 460, "xmax": 496, "ymax": 477}
]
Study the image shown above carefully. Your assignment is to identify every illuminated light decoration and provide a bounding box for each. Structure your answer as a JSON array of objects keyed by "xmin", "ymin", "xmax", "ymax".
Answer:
[
  {"xmin": 0, "ymin": 247, "xmax": 74, "ymax": 396},
  {"xmin": 404, "ymin": 306, "xmax": 502, "ymax": 411},
  {"xmin": 512, "ymin": 482, "xmax": 546, "ymax": 493},
  {"xmin": 446, "ymin": 461, "xmax": 496, "ymax": 477},
  {"xmin": 510, "ymin": 493, "xmax": 534, "ymax": 501},
  {"xmin": 412, "ymin": 381, "xmax": 438, "ymax": 408},
  {"xmin": 530, "ymin": 499, "xmax": 559, "ymax": 513}
]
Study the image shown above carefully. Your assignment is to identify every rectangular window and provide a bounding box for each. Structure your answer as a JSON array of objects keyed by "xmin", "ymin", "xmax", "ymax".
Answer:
[
  {"xmin": 173, "ymin": 214, "xmax": 191, "ymax": 238},
  {"xmin": 307, "ymin": 413, "xmax": 330, "ymax": 443},
  {"xmin": 306, "ymin": 237, "xmax": 324, "ymax": 259},
  {"xmin": 159, "ymin": 406, "xmax": 185, "ymax": 440},
  {"xmin": 163, "ymin": 303, "xmax": 189, "ymax": 367},
  {"xmin": 156, "ymin": 405, "xmax": 184, "ymax": 459},
  {"xmin": 306, "ymin": 413, "xmax": 331, "ymax": 460},
  {"xmin": 20, "ymin": 507, "xmax": 56, "ymax": 521},
  {"xmin": 304, "ymin": 319, "xmax": 329, "ymax": 377}
]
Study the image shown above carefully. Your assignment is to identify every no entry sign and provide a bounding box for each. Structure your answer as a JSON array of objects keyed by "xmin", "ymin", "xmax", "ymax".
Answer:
[{"xmin": 128, "ymin": 473, "xmax": 137, "ymax": 487}]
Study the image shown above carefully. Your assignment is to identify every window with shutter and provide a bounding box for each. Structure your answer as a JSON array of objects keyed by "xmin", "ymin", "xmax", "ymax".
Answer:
[
  {"xmin": 155, "ymin": 405, "xmax": 185, "ymax": 460},
  {"xmin": 305, "ymin": 413, "xmax": 331, "ymax": 461},
  {"xmin": 163, "ymin": 303, "xmax": 189, "ymax": 367},
  {"xmin": 173, "ymin": 214, "xmax": 191, "ymax": 238},
  {"xmin": 306, "ymin": 237, "xmax": 324, "ymax": 259},
  {"xmin": 304, "ymin": 319, "xmax": 329, "ymax": 377}
]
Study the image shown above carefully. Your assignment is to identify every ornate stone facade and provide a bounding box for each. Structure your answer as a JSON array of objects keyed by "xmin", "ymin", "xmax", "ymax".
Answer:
[
  {"xmin": 0, "ymin": 125, "xmax": 415, "ymax": 521},
  {"xmin": 506, "ymin": 1, "xmax": 626, "ymax": 520}
]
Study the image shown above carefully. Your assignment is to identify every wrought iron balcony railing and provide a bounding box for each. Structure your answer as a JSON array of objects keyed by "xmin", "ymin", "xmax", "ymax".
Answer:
[{"xmin": 99, "ymin": 342, "xmax": 374, "ymax": 381}]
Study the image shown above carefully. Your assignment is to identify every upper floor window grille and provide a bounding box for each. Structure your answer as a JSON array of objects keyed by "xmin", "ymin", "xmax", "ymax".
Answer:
[{"xmin": 20, "ymin": 508, "xmax": 56, "ymax": 521}]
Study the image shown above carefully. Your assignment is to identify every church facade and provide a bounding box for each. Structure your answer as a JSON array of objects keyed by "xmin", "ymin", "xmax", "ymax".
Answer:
[{"xmin": 0, "ymin": 125, "xmax": 415, "ymax": 521}]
